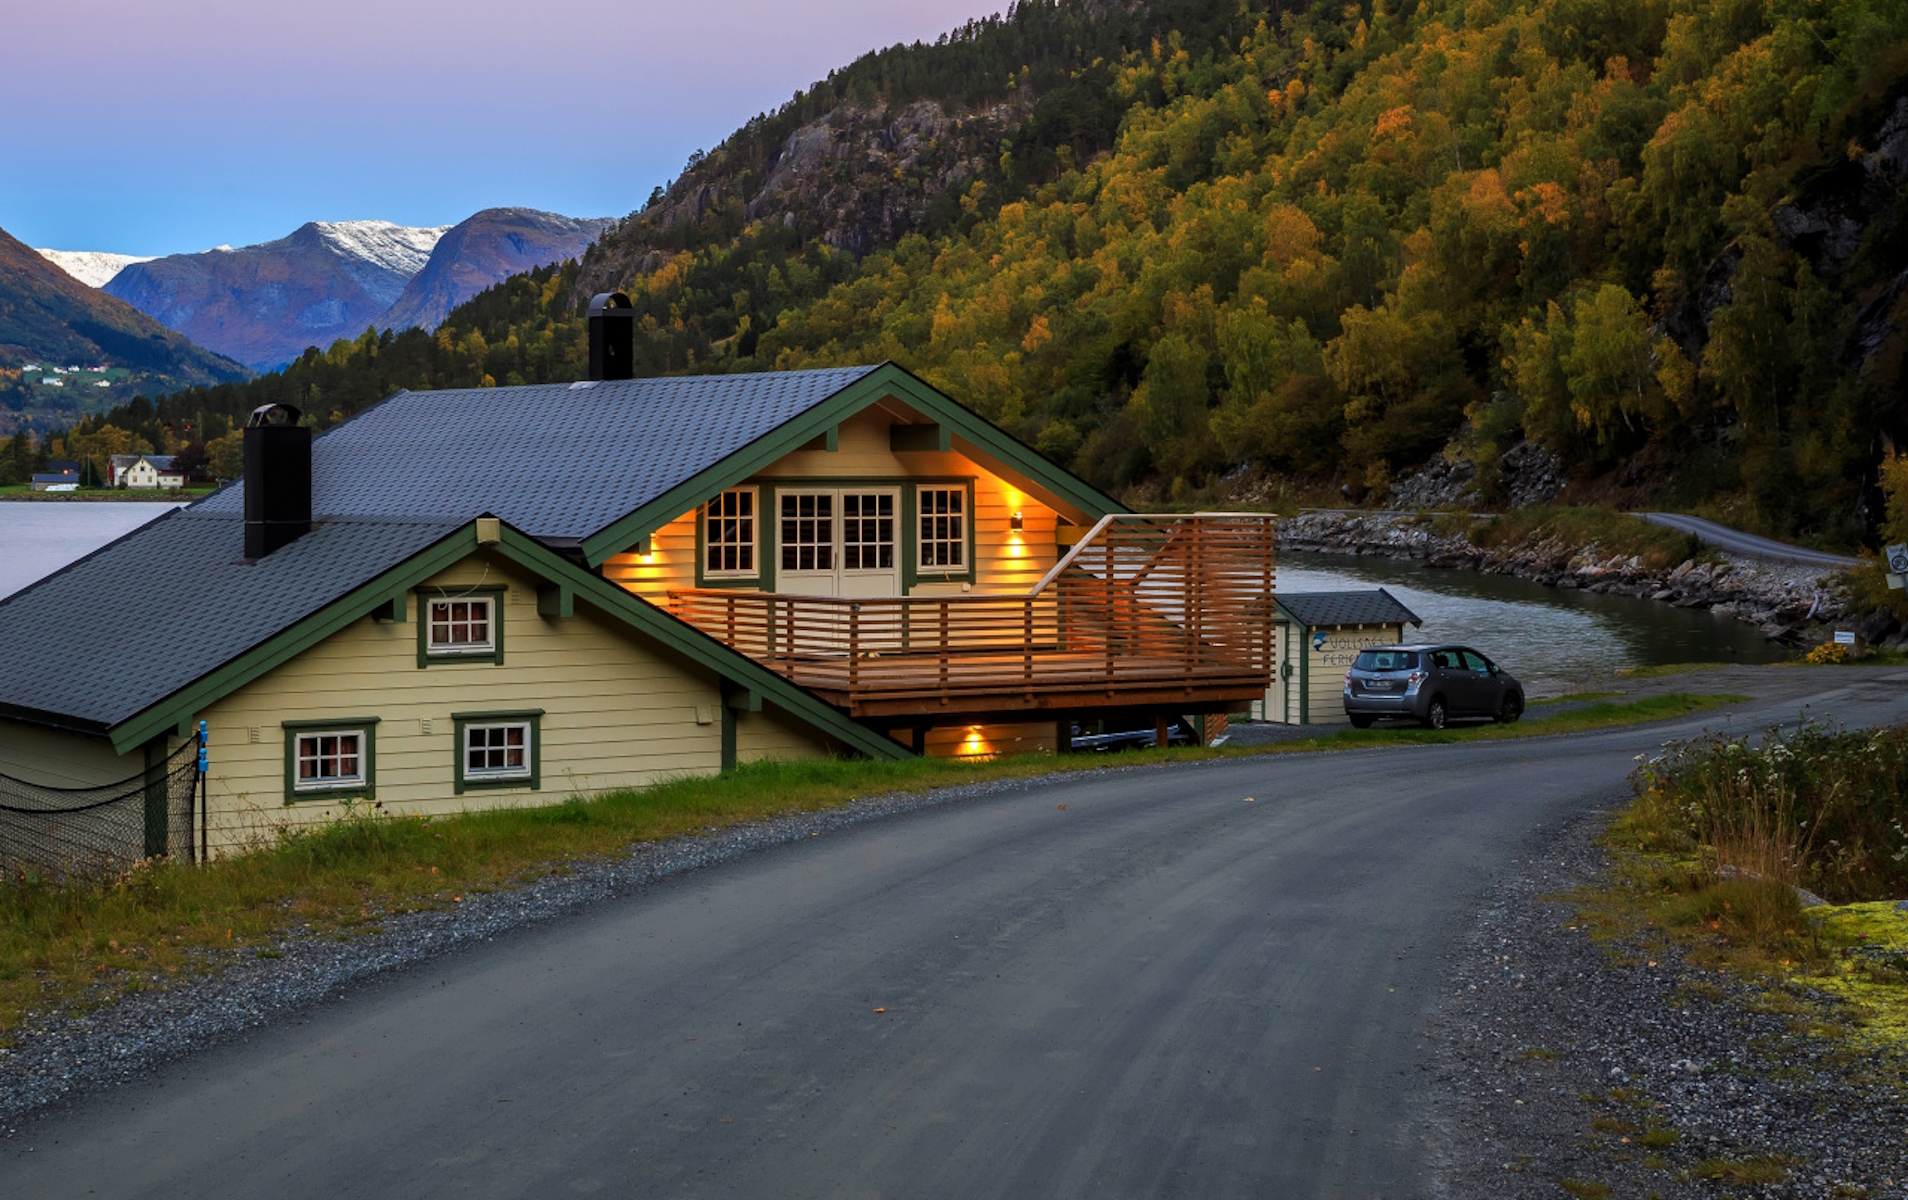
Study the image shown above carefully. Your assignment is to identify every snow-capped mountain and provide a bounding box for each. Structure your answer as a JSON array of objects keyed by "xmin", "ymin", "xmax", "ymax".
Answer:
[
  {"xmin": 35, "ymin": 249, "xmax": 156, "ymax": 289},
  {"xmin": 101, "ymin": 211, "xmax": 607, "ymax": 371}
]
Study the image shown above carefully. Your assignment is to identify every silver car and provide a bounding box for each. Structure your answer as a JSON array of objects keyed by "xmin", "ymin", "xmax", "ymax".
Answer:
[{"xmin": 1341, "ymin": 644, "xmax": 1524, "ymax": 729}]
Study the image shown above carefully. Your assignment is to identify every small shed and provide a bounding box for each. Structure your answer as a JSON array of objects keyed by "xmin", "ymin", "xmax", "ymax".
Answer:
[{"xmin": 1254, "ymin": 589, "xmax": 1423, "ymax": 725}]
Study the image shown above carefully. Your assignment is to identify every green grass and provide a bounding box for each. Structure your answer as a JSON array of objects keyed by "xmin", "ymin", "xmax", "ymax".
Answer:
[
  {"xmin": 1463, "ymin": 505, "xmax": 1713, "ymax": 571},
  {"xmin": 0, "ymin": 691, "xmax": 1744, "ymax": 1038},
  {"xmin": 1531, "ymin": 691, "xmax": 1622, "ymax": 706}
]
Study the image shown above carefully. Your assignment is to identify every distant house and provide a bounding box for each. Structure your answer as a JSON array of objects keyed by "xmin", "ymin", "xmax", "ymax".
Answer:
[
  {"xmin": 41, "ymin": 378, "xmax": 63, "ymax": 388},
  {"xmin": 29, "ymin": 473, "xmax": 79, "ymax": 492},
  {"xmin": 109, "ymin": 454, "xmax": 185, "ymax": 490}
]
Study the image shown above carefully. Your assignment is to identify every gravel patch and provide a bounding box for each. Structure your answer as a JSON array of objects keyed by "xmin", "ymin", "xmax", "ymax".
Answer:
[
  {"xmin": 1426, "ymin": 806, "xmax": 1908, "ymax": 1198},
  {"xmin": 0, "ymin": 766, "xmax": 1145, "ymax": 1132}
]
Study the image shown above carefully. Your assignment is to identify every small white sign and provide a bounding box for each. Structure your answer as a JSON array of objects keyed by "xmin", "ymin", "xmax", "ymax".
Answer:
[
  {"xmin": 1834, "ymin": 631, "xmax": 1857, "ymax": 645},
  {"xmin": 1889, "ymin": 573, "xmax": 1906, "ymax": 591},
  {"xmin": 1888, "ymin": 544, "xmax": 1908, "ymax": 576}
]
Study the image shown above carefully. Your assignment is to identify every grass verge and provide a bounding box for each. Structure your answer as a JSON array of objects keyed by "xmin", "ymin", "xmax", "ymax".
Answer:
[{"xmin": 0, "ymin": 691, "xmax": 1743, "ymax": 1040}]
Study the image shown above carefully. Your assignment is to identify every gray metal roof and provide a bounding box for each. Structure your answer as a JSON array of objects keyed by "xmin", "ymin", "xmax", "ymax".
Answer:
[
  {"xmin": 193, "ymin": 366, "xmax": 881, "ymax": 540},
  {"xmin": 0, "ymin": 509, "xmax": 462, "ymax": 732},
  {"xmin": 1277, "ymin": 589, "xmax": 1422, "ymax": 629}
]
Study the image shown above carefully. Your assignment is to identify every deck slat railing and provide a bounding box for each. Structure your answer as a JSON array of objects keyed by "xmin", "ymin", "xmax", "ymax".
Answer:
[{"xmin": 669, "ymin": 514, "xmax": 1276, "ymax": 709}]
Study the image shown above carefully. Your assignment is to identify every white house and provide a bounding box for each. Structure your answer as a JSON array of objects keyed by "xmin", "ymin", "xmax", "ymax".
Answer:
[{"xmin": 109, "ymin": 454, "xmax": 186, "ymax": 490}]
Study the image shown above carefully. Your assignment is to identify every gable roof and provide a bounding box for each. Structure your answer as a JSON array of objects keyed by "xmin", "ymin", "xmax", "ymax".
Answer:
[
  {"xmin": 187, "ymin": 362, "xmax": 1125, "ymax": 563},
  {"xmin": 1276, "ymin": 589, "xmax": 1422, "ymax": 629},
  {"xmin": 191, "ymin": 366, "xmax": 883, "ymax": 542}
]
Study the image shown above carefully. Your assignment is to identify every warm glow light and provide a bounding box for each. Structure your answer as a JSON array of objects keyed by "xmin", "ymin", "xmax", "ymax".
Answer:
[{"xmin": 1010, "ymin": 511, "xmax": 1024, "ymax": 532}]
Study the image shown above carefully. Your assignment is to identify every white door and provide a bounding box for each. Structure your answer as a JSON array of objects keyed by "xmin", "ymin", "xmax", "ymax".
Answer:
[{"xmin": 775, "ymin": 488, "xmax": 901, "ymax": 598}]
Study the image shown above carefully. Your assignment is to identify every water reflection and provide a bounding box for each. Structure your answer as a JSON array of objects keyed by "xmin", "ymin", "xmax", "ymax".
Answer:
[
  {"xmin": 1282, "ymin": 551, "xmax": 1789, "ymax": 687},
  {"xmin": 0, "ymin": 502, "xmax": 187, "ymax": 599}
]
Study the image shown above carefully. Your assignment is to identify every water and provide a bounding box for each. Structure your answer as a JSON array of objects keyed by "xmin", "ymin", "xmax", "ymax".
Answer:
[
  {"xmin": 1282, "ymin": 551, "xmax": 1790, "ymax": 689},
  {"xmin": 0, "ymin": 502, "xmax": 188, "ymax": 599}
]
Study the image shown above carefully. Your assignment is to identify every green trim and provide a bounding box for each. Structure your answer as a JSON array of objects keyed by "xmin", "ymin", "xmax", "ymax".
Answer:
[
  {"xmin": 112, "ymin": 528, "xmax": 481, "ymax": 754},
  {"xmin": 536, "ymin": 584, "xmax": 574, "ymax": 619},
  {"xmin": 415, "ymin": 586, "xmax": 506, "ymax": 667},
  {"xmin": 720, "ymin": 707, "xmax": 736, "ymax": 773},
  {"xmin": 890, "ymin": 423, "xmax": 949, "ymax": 452},
  {"xmin": 906, "ymin": 479, "xmax": 977, "ymax": 588},
  {"xmin": 694, "ymin": 484, "xmax": 767, "ymax": 589},
  {"xmin": 483, "ymin": 525, "xmax": 910, "ymax": 762},
  {"xmin": 452, "ymin": 709, "xmax": 542, "ymax": 794},
  {"xmin": 282, "ymin": 717, "xmax": 379, "ymax": 805},
  {"xmin": 578, "ymin": 363, "xmax": 1127, "ymax": 567},
  {"xmin": 1297, "ymin": 620, "xmax": 1310, "ymax": 725}
]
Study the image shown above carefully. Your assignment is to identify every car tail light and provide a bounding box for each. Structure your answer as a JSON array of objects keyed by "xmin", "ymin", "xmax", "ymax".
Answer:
[{"xmin": 1406, "ymin": 670, "xmax": 1425, "ymax": 692}]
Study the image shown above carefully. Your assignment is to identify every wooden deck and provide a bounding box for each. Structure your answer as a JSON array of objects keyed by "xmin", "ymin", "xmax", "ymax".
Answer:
[{"xmin": 671, "ymin": 514, "xmax": 1278, "ymax": 724}]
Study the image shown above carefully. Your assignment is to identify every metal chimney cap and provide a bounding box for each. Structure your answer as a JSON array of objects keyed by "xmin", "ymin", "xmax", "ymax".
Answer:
[
  {"xmin": 247, "ymin": 403, "xmax": 303, "ymax": 428},
  {"xmin": 588, "ymin": 292, "xmax": 633, "ymax": 317}
]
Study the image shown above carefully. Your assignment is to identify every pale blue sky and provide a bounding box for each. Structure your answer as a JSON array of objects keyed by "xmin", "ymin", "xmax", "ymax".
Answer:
[{"xmin": 5, "ymin": 0, "xmax": 1003, "ymax": 256}]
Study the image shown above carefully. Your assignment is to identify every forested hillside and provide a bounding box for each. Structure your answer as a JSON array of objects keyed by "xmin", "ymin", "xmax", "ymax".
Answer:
[{"xmin": 62, "ymin": 0, "xmax": 1908, "ymax": 547}]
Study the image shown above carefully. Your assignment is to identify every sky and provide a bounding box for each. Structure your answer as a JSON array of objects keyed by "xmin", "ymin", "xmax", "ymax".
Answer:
[{"xmin": 3, "ymin": 0, "xmax": 1006, "ymax": 256}]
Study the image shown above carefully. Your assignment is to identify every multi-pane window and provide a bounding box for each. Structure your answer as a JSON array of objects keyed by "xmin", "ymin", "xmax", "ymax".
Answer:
[
  {"xmin": 705, "ymin": 488, "xmax": 757, "ymax": 576},
  {"xmin": 295, "ymin": 731, "xmax": 363, "ymax": 791},
  {"xmin": 464, "ymin": 722, "xmax": 531, "ymax": 780},
  {"xmin": 917, "ymin": 487, "xmax": 966, "ymax": 572},
  {"xmin": 780, "ymin": 493, "xmax": 835, "ymax": 572},
  {"xmin": 428, "ymin": 598, "xmax": 493, "ymax": 653},
  {"xmin": 842, "ymin": 492, "xmax": 895, "ymax": 571}
]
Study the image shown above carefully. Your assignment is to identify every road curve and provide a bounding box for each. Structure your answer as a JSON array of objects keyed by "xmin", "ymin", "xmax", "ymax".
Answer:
[
  {"xmin": 6, "ymin": 683, "xmax": 1908, "ymax": 1198},
  {"xmin": 1637, "ymin": 511, "xmax": 1861, "ymax": 569}
]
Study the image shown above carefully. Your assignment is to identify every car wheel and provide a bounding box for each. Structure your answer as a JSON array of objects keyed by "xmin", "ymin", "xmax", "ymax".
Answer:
[
  {"xmin": 1496, "ymin": 692, "xmax": 1524, "ymax": 724},
  {"xmin": 1349, "ymin": 714, "xmax": 1375, "ymax": 729},
  {"xmin": 1422, "ymin": 697, "xmax": 1448, "ymax": 730}
]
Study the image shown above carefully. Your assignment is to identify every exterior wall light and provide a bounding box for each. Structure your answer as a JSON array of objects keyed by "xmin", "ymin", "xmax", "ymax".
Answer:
[{"xmin": 1010, "ymin": 511, "xmax": 1024, "ymax": 532}]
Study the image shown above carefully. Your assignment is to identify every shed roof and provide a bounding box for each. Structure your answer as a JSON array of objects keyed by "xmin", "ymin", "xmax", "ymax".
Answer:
[
  {"xmin": 1277, "ymin": 589, "xmax": 1422, "ymax": 629},
  {"xmin": 192, "ymin": 367, "xmax": 882, "ymax": 542}
]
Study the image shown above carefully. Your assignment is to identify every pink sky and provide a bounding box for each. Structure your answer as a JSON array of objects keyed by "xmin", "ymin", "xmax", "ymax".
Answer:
[{"xmin": 4, "ymin": 0, "xmax": 1006, "ymax": 255}]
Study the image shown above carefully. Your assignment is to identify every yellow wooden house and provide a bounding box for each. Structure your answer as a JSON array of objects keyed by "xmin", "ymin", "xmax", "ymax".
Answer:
[{"xmin": 0, "ymin": 302, "xmax": 1276, "ymax": 862}]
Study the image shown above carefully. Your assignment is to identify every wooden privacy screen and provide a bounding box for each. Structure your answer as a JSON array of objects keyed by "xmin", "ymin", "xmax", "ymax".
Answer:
[{"xmin": 669, "ymin": 514, "xmax": 1277, "ymax": 718}]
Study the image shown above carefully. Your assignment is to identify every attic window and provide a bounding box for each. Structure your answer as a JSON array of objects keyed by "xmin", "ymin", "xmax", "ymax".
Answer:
[
  {"xmin": 429, "ymin": 598, "xmax": 494, "ymax": 653},
  {"xmin": 704, "ymin": 488, "xmax": 758, "ymax": 578}
]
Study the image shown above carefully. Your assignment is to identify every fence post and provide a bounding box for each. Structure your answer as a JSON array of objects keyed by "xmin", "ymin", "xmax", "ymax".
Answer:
[{"xmin": 142, "ymin": 735, "xmax": 169, "ymax": 860}]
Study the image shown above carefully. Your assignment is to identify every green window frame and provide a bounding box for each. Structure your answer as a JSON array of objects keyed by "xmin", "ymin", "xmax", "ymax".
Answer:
[
  {"xmin": 452, "ymin": 709, "xmax": 543, "ymax": 793},
  {"xmin": 914, "ymin": 484, "xmax": 970, "ymax": 578},
  {"xmin": 282, "ymin": 717, "xmax": 378, "ymax": 805},
  {"xmin": 415, "ymin": 586, "xmax": 506, "ymax": 667},
  {"xmin": 702, "ymin": 486, "xmax": 761, "ymax": 581}
]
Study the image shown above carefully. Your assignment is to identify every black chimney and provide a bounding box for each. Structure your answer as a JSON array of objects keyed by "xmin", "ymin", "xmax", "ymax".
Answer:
[
  {"xmin": 244, "ymin": 403, "xmax": 311, "ymax": 559},
  {"xmin": 588, "ymin": 292, "xmax": 635, "ymax": 381}
]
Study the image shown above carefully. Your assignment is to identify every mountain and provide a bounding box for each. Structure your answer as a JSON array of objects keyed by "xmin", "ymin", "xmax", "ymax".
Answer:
[
  {"xmin": 377, "ymin": 208, "xmax": 612, "ymax": 333},
  {"xmin": 77, "ymin": 0, "xmax": 1908, "ymax": 549},
  {"xmin": 0, "ymin": 224, "xmax": 246, "ymax": 431},
  {"xmin": 103, "ymin": 221, "xmax": 449, "ymax": 372},
  {"xmin": 36, "ymin": 249, "xmax": 155, "ymax": 289}
]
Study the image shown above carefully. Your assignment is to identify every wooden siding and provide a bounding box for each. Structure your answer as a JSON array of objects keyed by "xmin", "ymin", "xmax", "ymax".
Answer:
[
  {"xmin": 602, "ymin": 408, "xmax": 1064, "ymax": 603},
  {"xmin": 1261, "ymin": 622, "xmax": 1404, "ymax": 725},
  {"xmin": 734, "ymin": 705, "xmax": 838, "ymax": 763},
  {"xmin": 0, "ymin": 720, "xmax": 138, "ymax": 788},
  {"xmin": 193, "ymin": 553, "xmax": 833, "ymax": 854}
]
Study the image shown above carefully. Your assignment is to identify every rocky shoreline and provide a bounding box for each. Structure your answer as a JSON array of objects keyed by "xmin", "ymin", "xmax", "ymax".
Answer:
[{"xmin": 1279, "ymin": 510, "xmax": 1857, "ymax": 646}]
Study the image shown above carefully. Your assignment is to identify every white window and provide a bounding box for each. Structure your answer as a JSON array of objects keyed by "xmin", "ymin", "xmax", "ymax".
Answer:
[
  {"xmin": 780, "ymin": 492, "xmax": 835, "ymax": 572},
  {"xmin": 705, "ymin": 488, "xmax": 758, "ymax": 576},
  {"xmin": 464, "ymin": 722, "xmax": 532, "ymax": 780},
  {"xmin": 842, "ymin": 492, "xmax": 895, "ymax": 571},
  {"xmin": 429, "ymin": 597, "xmax": 494, "ymax": 654},
  {"xmin": 294, "ymin": 730, "xmax": 364, "ymax": 791},
  {"xmin": 917, "ymin": 487, "xmax": 966, "ymax": 572}
]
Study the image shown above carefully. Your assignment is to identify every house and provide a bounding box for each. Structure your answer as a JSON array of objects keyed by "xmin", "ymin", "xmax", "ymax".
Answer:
[
  {"xmin": 29, "ymin": 474, "xmax": 78, "ymax": 492},
  {"xmin": 0, "ymin": 297, "xmax": 1276, "ymax": 862},
  {"xmin": 1253, "ymin": 590, "xmax": 1422, "ymax": 724},
  {"xmin": 109, "ymin": 454, "xmax": 185, "ymax": 489}
]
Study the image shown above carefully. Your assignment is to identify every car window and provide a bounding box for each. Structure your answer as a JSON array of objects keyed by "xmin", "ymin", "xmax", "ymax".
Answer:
[
  {"xmin": 1430, "ymin": 650, "xmax": 1458, "ymax": 670},
  {"xmin": 1353, "ymin": 649, "xmax": 1417, "ymax": 671},
  {"xmin": 1461, "ymin": 650, "xmax": 1491, "ymax": 672}
]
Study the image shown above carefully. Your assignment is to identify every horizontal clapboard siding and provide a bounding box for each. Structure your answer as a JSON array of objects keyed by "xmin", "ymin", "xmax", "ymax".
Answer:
[{"xmin": 0, "ymin": 721, "xmax": 137, "ymax": 788}]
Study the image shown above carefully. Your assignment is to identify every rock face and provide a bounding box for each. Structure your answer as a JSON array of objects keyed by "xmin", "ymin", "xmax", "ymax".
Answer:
[
  {"xmin": 377, "ymin": 208, "xmax": 613, "ymax": 333},
  {"xmin": 104, "ymin": 221, "xmax": 448, "ymax": 372},
  {"xmin": 1279, "ymin": 510, "xmax": 1851, "ymax": 644},
  {"xmin": 1386, "ymin": 439, "xmax": 1567, "ymax": 511},
  {"xmin": 583, "ymin": 96, "xmax": 1025, "ymax": 290}
]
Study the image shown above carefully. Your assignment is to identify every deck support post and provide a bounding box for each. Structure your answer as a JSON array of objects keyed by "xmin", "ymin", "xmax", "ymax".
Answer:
[{"xmin": 1155, "ymin": 716, "xmax": 1169, "ymax": 749}]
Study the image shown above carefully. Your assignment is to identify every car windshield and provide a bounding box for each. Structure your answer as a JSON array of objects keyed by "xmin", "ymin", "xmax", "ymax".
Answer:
[{"xmin": 1353, "ymin": 649, "xmax": 1418, "ymax": 672}]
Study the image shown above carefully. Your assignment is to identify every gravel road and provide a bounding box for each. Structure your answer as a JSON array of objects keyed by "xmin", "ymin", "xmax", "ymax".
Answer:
[{"xmin": 1, "ymin": 666, "xmax": 1904, "ymax": 1197}]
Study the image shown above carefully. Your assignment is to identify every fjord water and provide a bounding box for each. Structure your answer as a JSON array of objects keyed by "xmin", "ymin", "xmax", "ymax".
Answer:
[
  {"xmin": 1, "ymin": 502, "xmax": 188, "ymax": 599},
  {"xmin": 1282, "ymin": 551, "xmax": 1791, "ymax": 688}
]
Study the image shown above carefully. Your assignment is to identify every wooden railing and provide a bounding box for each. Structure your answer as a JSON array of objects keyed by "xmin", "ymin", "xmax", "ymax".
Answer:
[{"xmin": 669, "ymin": 513, "xmax": 1277, "ymax": 711}]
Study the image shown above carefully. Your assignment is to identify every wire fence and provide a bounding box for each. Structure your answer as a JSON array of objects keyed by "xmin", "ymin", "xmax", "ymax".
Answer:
[{"xmin": 0, "ymin": 735, "xmax": 202, "ymax": 881}]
